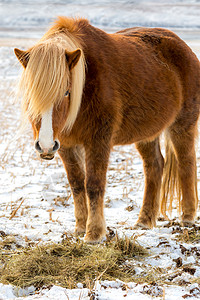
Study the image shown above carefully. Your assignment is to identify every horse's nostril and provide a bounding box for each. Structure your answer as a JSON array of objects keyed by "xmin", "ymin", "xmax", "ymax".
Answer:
[
  {"xmin": 53, "ymin": 140, "xmax": 60, "ymax": 152},
  {"xmin": 35, "ymin": 139, "xmax": 59, "ymax": 154},
  {"xmin": 35, "ymin": 140, "xmax": 42, "ymax": 153}
]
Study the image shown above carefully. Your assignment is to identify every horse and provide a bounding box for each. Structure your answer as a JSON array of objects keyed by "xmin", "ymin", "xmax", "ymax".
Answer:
[{"xmin": 14, "ymin": 17, "xmax": 200, "ymax": 243}]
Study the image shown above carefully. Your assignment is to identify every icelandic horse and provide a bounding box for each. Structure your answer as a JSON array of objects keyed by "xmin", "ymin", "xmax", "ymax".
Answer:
[{"xmin": 14, "ymin": 17, "xmax": 200, "ymax": 243}]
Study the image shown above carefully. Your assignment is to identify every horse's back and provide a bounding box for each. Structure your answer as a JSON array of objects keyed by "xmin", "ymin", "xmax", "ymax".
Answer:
[
  {"xmin": 109, "ymin": 27, "xmax": 200, "ymax": 144},
  {"xmin": 116, "ymin": 26, "xmax": 180, "ymax": 39},
  {"xmin": 116, "ymin": 26, "xmax": 200, "ymax": 96}
]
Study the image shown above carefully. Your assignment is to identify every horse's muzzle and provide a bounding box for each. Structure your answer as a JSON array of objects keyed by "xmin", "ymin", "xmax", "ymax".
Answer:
[
  {"xmin": 40, "ymin": 153, "xmax": 55, "ymax": 160},
  {"xmin": 34, "ymin": 139, "xmax": 60, "ymax": 160}
]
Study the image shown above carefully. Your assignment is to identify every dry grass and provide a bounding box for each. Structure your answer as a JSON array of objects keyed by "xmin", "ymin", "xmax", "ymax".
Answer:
[
  {"xmin": 0, "ymin": 234, "xmax": 147, "ymax": 289},
  {"xmin": 172, "ymin": 225, "xmax": 200, "ymax": 243}
]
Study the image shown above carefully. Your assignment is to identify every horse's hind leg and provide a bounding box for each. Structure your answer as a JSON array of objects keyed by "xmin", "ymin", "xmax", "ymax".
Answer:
[
  {"xmin": 59, "ymin": 146, "xmax": 88, "ymax": 234},
  {"xmin": 135, "ymin": 138, "xmax": 164, "ymax": 228},
  {"xmin": 168, "ymin": 115, "xmax": 199, "ymax": 224}
]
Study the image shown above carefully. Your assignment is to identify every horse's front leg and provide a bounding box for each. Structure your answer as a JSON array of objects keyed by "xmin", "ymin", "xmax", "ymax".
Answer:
[
  {"xmin": 84, "ymin": 143, "xmax": 110, "ymax": 243},
  {"xmin": 58, "ymin": 146, "xmax": 88, "ymax": 235}
]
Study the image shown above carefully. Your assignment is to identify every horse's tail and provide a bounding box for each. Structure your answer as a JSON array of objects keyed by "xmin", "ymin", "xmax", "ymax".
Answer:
[
  {"xmin": 160, "ymin": 135, "xmax": 182, "ymax": 219},
  {"xmin": 160, "ymin": 134, "xmax": 198, "ymax": 218}
]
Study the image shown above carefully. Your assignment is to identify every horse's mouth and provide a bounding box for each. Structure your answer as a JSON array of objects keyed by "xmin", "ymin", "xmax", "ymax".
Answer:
[{"xmin": 40, "ymin": 153, "xmax": 54, "ymax": 160}]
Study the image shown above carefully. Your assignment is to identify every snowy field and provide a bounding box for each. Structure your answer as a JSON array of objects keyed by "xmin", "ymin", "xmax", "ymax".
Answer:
[{"xmin": 1, "ymin": 1, "xmax": 200, "ymax": 299}]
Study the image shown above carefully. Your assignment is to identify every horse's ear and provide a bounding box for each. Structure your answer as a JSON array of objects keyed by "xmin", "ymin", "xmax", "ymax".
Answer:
[
  {"xmin": 14, "ymin": 48, "xmax": 29, "ymax": 68},
  {"xmin": 65, "ymin": 49, "xmax": 81, "ymax": 70}
]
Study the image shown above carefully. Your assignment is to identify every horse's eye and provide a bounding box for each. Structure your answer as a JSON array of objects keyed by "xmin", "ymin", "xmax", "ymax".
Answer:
[{"xmin": 65, "ymin": 90, "xmax": 69, "ymax": 97}]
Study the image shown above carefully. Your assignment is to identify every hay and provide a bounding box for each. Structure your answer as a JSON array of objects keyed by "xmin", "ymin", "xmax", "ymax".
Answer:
[{"xmin": 0, "ymin": 234, "xmax": 147, "ymax": 289}]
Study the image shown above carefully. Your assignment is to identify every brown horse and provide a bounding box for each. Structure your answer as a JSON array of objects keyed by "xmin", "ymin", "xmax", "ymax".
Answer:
[{"xmin": 14, "ymin": 17, "xmax": 200, "ymax": 243}]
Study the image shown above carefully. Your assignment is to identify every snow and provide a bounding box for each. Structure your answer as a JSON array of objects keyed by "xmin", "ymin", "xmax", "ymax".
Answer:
[
  {"xmin": 1, "ymin": 0, "xmax": 200, "ymax": 39},
  {"xmin": 1, "ymin": 1, "xmax": 200, "ymax": 299}
]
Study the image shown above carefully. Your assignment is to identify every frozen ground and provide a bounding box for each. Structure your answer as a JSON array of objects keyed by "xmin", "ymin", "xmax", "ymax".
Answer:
[{"xmin": 1, "ymin": 5, "xmax": 200, "ymax": 299}]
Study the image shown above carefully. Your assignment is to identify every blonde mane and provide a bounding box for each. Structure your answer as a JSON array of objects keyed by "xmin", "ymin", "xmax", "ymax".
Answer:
[{"xmin": 18, "ymin": 17, "xmax": 86, "ymax": 131}]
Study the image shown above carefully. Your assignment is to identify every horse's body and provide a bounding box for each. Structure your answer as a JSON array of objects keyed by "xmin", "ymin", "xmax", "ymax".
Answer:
[{"xmin": 15, "ymin": 17, "xmax": 200, "ymax": 243}]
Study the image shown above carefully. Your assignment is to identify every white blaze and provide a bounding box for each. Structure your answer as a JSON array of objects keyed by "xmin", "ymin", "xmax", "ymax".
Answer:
[{"xmin": 39, "ymin": 107, "xmax": 54, "ymax": 151}]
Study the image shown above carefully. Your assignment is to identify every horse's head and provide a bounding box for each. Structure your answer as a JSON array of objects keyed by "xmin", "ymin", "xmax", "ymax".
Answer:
[{"xmin": 14, "ymin": 38, "xmax": 85, "ymax": 160}]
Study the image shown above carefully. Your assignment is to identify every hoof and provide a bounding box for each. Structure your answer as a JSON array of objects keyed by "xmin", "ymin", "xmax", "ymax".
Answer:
[
  {"xmin": 84, "ymin": 228, "xmax": 106, "ymax": 244},
  {"xmin": 84, "ymin": 234, "xmax": 105, "ymax": 244},
  {"xmin": 85, "ymin": 217, "xmax": 106, "ymax": 244},
  {"xmin": 75, "ymin": 227, "xmax": 86, "ymax": 236},
  {"xmin": 133, "ymin": 222, "xmax": 151, "ymax": 230},
  {"xmin": 134, "ymin": 215, "xmax": 155, "ymax": 229},
  {"xmin": 181, "ymin": 220, "xmax": 194, "ymax": 228},
  {"xmin": 181, "ymin": 214, "xmax": 195, "ymax": 227}
]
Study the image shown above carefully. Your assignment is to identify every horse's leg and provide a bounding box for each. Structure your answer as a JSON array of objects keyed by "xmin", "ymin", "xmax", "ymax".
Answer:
[
  {"xmin": 58, "ymin": 146, "xmax": 88, "ymax": 234},
  {"xmin": 135, "ymin": 138, "xmax": 164, "ymax": 228},
  {"xmin": 168, "ymin": 120, "xmax": 198, "ymax": 224},
  {"xmin": 84, "ymin": 143, "xmax": 110, "ymax": 243}
]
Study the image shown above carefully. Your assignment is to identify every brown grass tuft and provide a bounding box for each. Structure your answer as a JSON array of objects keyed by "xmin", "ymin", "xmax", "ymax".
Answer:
[{"xmin": 173, "ymin": 225, "xmax": 200, "ymax": 243}]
